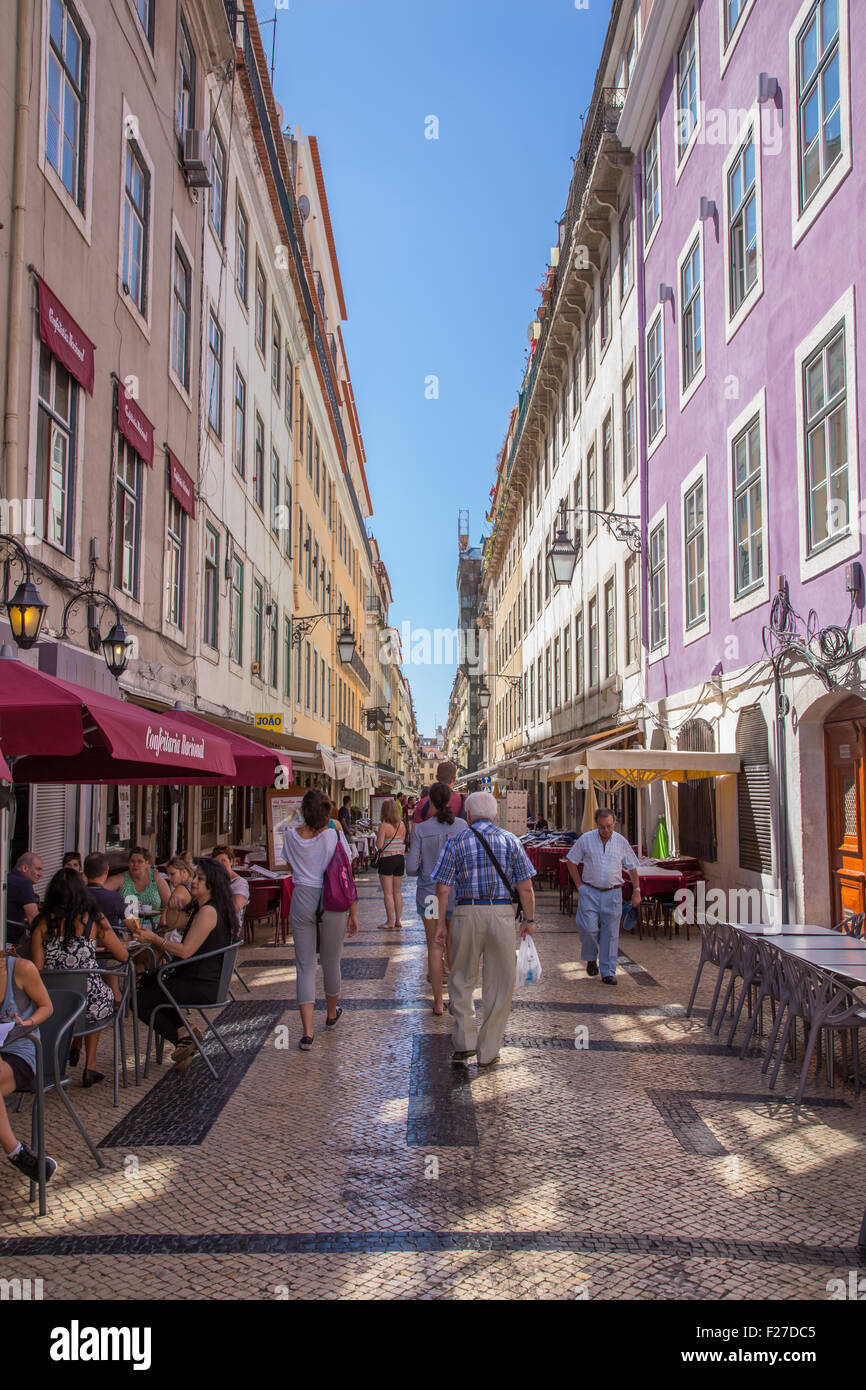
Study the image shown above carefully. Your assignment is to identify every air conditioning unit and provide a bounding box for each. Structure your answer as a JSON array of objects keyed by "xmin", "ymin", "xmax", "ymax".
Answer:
[{"xmin": 183, "ymin": 129, "xmax": 211, "ymax": 188}]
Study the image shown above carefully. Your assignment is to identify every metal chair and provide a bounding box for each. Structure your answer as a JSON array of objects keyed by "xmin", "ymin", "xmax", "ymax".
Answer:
[
  {"xmin": 40, "ymin": 966, "xmax": 130, "ymax": 1106},
  {"xmin": 833, "ymin": 912, "xmax": 866, "ymax": 939},
  {"xmin": 21, "ymin": 989, "xmax": 104, "ymax": 1215},
  {"xmin": 243, "ymin": 881, "xmax": 280, "ymax": 945},
  {"xmin": 685, "ymin": 918, "xmax": 725, "ymax": 1018},
  {"xmin": 143, "ymin": 943, "xmax": 241, "ymax": 1081}
]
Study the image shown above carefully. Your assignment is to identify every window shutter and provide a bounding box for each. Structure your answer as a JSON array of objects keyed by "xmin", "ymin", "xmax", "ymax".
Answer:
[
  {"xmin": 33, "ymin": 785, "xmax": 68, "ymax": 889},
  {"xmin": 677, "ymin": 718, "xmax": 717, "ymax": 860},
  {"xmin": 736, "ymin": 708, "xmax": 772, "ymax": 874}
]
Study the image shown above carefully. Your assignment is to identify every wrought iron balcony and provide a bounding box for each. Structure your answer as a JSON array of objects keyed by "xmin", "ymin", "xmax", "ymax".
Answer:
[
  {"xmin": 348, "ymin": 648, "xmax": 371, "ymax": 691},
  {"xmin": 337, "ymin": 723, "xmax": 370, "ymax": 758}
]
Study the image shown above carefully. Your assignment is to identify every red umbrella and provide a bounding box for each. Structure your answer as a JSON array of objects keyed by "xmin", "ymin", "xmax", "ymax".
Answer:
[{"xmin": 0, "ymin": 661, "xmax": 237, "ymax": 784}]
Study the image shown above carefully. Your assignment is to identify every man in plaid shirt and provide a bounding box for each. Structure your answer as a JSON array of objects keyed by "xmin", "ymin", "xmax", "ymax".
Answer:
[{"xmin": 432, "ymin": 791, "xmax": 536, "ymax": 1066}]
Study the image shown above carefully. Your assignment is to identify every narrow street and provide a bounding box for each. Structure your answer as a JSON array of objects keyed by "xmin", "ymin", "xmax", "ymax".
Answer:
[{"xmin": 0, "ymin": 877, "xmax": 861, "ymax": 1301}]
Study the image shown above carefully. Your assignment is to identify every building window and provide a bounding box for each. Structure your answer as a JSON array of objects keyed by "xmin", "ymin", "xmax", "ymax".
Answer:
[
  {"xmin": 620, "ymin": 202, "xmax": 633, "ymax": 299},
  {"xmin": 235, "ymin": 198, "xmax": 248, "ymax": 304},
  {"xmin": 683, "ymin": 478, "xmax": 706, "ymax": 628},
  {"xmin": 623, "ymin": 369, "xmax": 636, "ymax": 481},
  {"xmin": 304, "ymin": 641, "xmax": 311, "ymax": 710},
  {"xmin": 604, "ymin": 579, "xmax": 616, "ymax": 679},
  {"xmin": 536, "ymin": 655, "xmax": 543, "ymax": 722},
  {"xmin": 272, "ymin": 311, "xmax": 281, "ymax": 398},
  {"xmin": 306, "ymin": 418, "xmax": 313, "ymax": 479},
  {"xmin": 271, "ymin": 448, "xmax": 280, "ymax": 535},
  {"xmin": 725, "ymin": 0, "xmax": 747, "ymax": 46},
  {"xmin": 553, "ymin": 637, "xmax": 561, "ymax": 708},
  {"xmin": 269, "ymin": 605, "xmax": 278, "ymax": 689},
  {"xmin": 233, "ymin": 368, "xmax": 246, "ymax": 477},
  {"xmin": 732, "ymin": 414, "xmax": 763, "ymax": 596},
  {"xmin": 587, "ymin": 444, "xmax": 597, "ymax": 538},
  {"xmin": 678, "ymin": 719, "xmax": 717, "ymax": 861},
  {"xmin": 165, "ymin": 494, "xmax": 186, "ymax": 629},
  {"xmin": 728, "ymin": 133, "xmax": 757, "ymax": 317},
  {"xmin": 252, "ymin": 580, "xmax": 263, "ymax": 671},
  {"xmin": 203, "ymin": 523, "xmax": 219, "ymax": 649},
  {"xmin": 625, "ymin": 554, "xmax": 639, "ymax": 666},
  {"xmin": 588, "ymin": 597, "xmax": 599, "ymax": 688},
  {"xmin": 644, "ymin": 121, "xmax": 660, "ymax": 242},
  {"xmin": 676, "ymin": 13, "xmax": 699, "ymax": 159},
  {"xmin": 284, "ymin": 477, "xmax": 292, "ymax": 557},
  {"xmin": 133, "ymin": 0, "xmax": 153, "ymax": 44},
  {"xmin": 574, "ymin": 469, "xmax": 583, "ymax": 556},
  {"xmin": 600, "ymin": 262, "xmax": 611, "ymax": 349},
  {"xmin": 46, "ymin": 0, "xmax": 87, "ymax": 207},
  {"xmin": 305, "ymin": 523, "xmax": 312, "ymax": 591},
  {"xmin": 122, "ymin": 141, "xmax": 149, "ymax": 313},
  {"xmin": 737, "ymin": 708, "xmax": 772, "ymax": 873},
  {"xmin": 285, "ymin": 350, "xmax": 294, "ymax": 431},
  {"xmin": 575, "ymin": 612, "xmax": 584, "ymax": 697},
  {"xmin": 648, "ymin": 520, "xmax": 667, "ymax": 650},
  {"xmin": 602, "ymin": 414, "xmax": 614, "ymax": 510},
  {"xmin": 209, "ymin": 125, "xmax": 225, "ymax": 242},
  {"xmin": 647, "ymin": 314, "xmax": 664, "ymax": 443},
  {"xmin": 176, "ymin": 14, "xmax": 195, "ymax": 142},
  {"xmin": 561, "ymin": 381, "xmax": 568, "ymax": 444},
  {"xmin": 36, "ymin": 344, "xmax": 77, "ymax": 554},
  {"xmin": 804, "ymin": 323, "xmax": 847, "ymax": 553},
  {"xmin": 563, "ymin": 624, "xmax": 571, "ymax": 703},
  {"xmin": 572, "ymin": 348, "xmax": 580, "ymax": 418},
  {"xmin": 230, "ymin": 555, "xmax": 243, "ymax": 664},
  {"xmin": 207, "ymin": 312, "xmax": 222, "ymax": 436},
  {"xmin": 115, "ymin": 439, "xmax": 142, "ymax": 599},
  {"xmin": 254, "ymin": 412, "xmax": 265, "ymax": 511},
  {"xmin": 171, "ymin": 239, "xmax": 191, "ymax": 390},
  {"xmin": 681, "ymin": 234, "xmax": 702, "ymax": 390},
  {"xmin": 283, "ymin": 616, "xmax": 292, "ymax": 698},
  {"xmin": 796, "ymin": 0, "xmax": 842, "ymax": 212},
  {"xmin": 314, "ymin": 439, "xmax": 321, "ymax": 500},
  {"xmin": 297, "ymin": 506, "xmax": 304, "ymax": 577},
  {"xmin": 545, "ymin": 646, "xmax": 552, "ymax": 714},
  {"xmin": 313, "ymin": 539, "xmax": 320, "ymax": 604},
  {"xmin": 584, "ymin": 291, "xmax": 595, "ymax": 386},
  {"xmin": 255, "ymin": 258, "xmax": 266, "ymax": 355}
]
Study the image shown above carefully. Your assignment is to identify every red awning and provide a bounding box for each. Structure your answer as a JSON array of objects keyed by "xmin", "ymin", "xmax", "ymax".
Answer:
[
  {"xmin": 167, "ymin": 448, "xmax": 196, "ymax": 518},
  {"xmin": 36, "ymin": 276, "xmax": 95, "ymax": 394},
  {"xmin": 117, "ymin": 382, "xmax": 154, "ymax": 466},
  {"xmin": 163, "ymin": 708, "xmax": 291, "ymax": 787},
  {"xmin": 0, "ymin": 748, "xmax": 12, "ymax": 782},
  {"xmin": 0, "ymin": 661, "xmax": 237, "ymax": 784}
]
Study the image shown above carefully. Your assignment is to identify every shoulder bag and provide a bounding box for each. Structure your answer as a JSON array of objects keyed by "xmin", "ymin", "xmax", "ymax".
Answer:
[{"xmin": 469, "ymin": 827, "xmax": 524, "ymax": 923}]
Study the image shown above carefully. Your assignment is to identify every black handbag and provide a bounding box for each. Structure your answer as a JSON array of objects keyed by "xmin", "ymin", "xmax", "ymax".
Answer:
[{"xmin": 468, "ymin": 827, "xmax": 524, "ymax": 923}]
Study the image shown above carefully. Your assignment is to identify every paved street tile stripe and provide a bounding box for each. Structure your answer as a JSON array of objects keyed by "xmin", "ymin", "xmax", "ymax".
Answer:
[
  {"xmin": 407, "ymin": 1034, "xmax": 478, "ymax": 1147},
  {"xmin": 0, "ymin": 1231, "xmax": 860, "ymax": 1266},
  {"xmin": 98, "ymin": 1001, "xmax": 285, "ymax": 1149}
]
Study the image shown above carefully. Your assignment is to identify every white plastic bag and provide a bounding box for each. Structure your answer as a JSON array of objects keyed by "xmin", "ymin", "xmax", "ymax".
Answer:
[{"xmin": 515, "ymin": 934, "xmax": 542, "ymax": 986}]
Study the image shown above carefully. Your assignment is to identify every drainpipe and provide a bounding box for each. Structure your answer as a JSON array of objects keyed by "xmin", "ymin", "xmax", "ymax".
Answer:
[{"xmin": 3, "ymin": 0, "xmax": 33, "ymax": 503}]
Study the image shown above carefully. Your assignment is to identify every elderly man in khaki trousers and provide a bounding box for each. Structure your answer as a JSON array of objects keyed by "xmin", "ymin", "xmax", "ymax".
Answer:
[{"xmin": 432, "ymin": 792, "xmax": 537, "ymax": 1067}]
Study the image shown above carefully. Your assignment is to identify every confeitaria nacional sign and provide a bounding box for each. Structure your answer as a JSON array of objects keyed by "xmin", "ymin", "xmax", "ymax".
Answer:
[{"xmin": 145, "ymin": 725, "xmax": 206, "ymax": 760}]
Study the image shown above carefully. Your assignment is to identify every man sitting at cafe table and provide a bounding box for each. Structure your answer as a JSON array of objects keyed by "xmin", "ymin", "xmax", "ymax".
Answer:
[
  {"xmin": 565, "ymin": 808, "xmax": 641, "ymax": 985},
  {"xmin": 6, "ymin": 853, "xmax": 43, "ymax": 949},
  {"xmin": 85, "ymin": 853, "xmax": 138, "ymax": 933}
]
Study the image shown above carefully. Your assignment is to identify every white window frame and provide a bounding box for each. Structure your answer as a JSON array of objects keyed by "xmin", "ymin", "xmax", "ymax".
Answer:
[
  {"xmin": 126, "ymin": 0, "xmax": 156, "ymax": 65},
  {"xmin": 168, "ymin": 213, "xmax": 194, "ymax": 408},
  {"xmin": 795, "ymin": 286, "xmax": 858, "ymax": 581},
  {"xmin": 722, "ymin": 111, "xmax": 765, "ymax": 342},
  {"xmin": 163, "ymin": 492, "xmax": 186, "ymax": 635},
  {"xmin": 33, "ymin": 338, "xmax": 80, "ymax": 559},
  {"xmin": 680, "ymin": 455, "xmax": 710, "ymax": 645},
  {"xmin": 788, "ymin": 0, "xmax": 852, "ymax": 247},
  {"xmin": 643, "ymin": 119, "xmax": 662, "ymax": 256},
  {"xmin": 647, "ymin": 504, "xmax": 669, "ymax": 664},
  {"xmin": 209, "ymin": 117, "xmax": 227, "ymax": 246},
  {"xmin": 619, "ymin": 200, "xmax": 634, "ymax": 307},
  {"xmin": 726, "ymin": 387, "xmax": 770, "ymax": 619},
  {"xmin": 622, "ymin": 355, "xmax": 638, "ymax": 493},
  {"xmin": 624, "ymin": 551, "xmax": 640, "ymax": 672},
  {"xmin": 645, "ymin": 308, "xmax": 666, "ymax": 458},
  {"xmin": 719, "ymin": 0, "xmax": 758, "ymax": 75},
  {"xmin": 117, "ymin": 98, "xmax": 154, "ymax": 339},
  {"xmin": 674, "ymin": 11, "xmax": 702, "ymax": 180},
  {"xmin": 677, "ymin": 219, "xmax": 706, "ymax": 409},
  {"xmin": 206, "ymin": 306, "xmax": 223, "ymax": 440},
  {"xmin": 38, "ymin": 0, "xmax": 96, "ymax": 242}
]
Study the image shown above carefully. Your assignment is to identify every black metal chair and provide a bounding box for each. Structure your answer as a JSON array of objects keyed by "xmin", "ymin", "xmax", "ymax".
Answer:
[
  {"xmin": 833, "ymin": 912, "xmax": 866, "ymax": 939},
  {"xmin": 40, "ymin": 967, "xmax": 130, "ymax": 1106},
  {"xmin": 143, "ymin": 943, "xmax": 241, "ymax": 1081}
]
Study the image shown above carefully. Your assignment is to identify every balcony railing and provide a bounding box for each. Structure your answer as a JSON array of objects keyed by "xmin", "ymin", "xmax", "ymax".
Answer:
[
  {"xmin": 348, "ymin": 648, "xmax": 371, "ymax": 691},
  {"xmin": 337, "ymin": 723, "xmax": 370, "ymax": 758}
]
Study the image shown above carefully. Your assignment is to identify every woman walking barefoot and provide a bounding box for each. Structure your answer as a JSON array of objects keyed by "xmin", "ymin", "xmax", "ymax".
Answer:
[
  {"xmin": 405, "ymin": 782, "xmax": 467, "ymax": 1014},
  {"xmin": 281, "ymin": 789, "xmax": 358, "ymax": 1051},
  {"xmin": 375, "ymin": 798, "xmax": 407, "ymax": 929}
]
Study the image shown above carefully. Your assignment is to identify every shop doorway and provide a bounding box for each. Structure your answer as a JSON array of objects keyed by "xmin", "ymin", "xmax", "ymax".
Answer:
[{"xmin": 825, "ymin": 697, "xmax": 866, "ymax": 922}]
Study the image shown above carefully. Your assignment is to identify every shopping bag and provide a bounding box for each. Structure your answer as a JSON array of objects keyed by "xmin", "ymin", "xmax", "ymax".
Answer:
[
  {"xmin": 515, "ymin": 935, "xmax": 542, "ymax": 986},
  {"xmin": 621, "ymin": 904, "xmax": 638, "ymax": 933}
]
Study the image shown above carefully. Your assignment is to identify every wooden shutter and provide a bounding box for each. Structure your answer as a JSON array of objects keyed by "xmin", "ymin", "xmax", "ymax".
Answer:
[
  {"xmin": 736, "ymin": 708, "xmax": 772, "ymax": 874},
  {"xmin": 32, "ymin": 785, "xmax": 68, "ymax": 890},
  {"xmin": 677, "ymin": 718, "xmax": 717, "ymax": 861}
]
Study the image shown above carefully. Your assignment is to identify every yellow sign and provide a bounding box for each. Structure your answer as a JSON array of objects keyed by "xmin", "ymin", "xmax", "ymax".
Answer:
[{"xmin": 255, "ymin": 713, "xmax": 283, "ymax": 732}]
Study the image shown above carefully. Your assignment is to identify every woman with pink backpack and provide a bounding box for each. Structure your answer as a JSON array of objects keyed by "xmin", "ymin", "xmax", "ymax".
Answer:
[{"xmin": 281, "ymin": 789, "xmax": 358, "ymax": 1051}]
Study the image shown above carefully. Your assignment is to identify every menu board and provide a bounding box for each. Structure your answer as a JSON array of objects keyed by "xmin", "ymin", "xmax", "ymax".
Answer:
[
  {"xmin": 265, "ymin": 787, "xmax": 306, "ymax": 869},
  {"xmin": 118, "ymin": 786, "xmax": 131, "ymax": 841},
  {"xmin": 504, "ymin": 789, "xmax": 528, "ymax": 836}
]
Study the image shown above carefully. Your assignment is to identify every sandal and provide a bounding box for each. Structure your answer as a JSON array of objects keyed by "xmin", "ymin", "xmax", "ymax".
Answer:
[
  {"xmin": 298, "ymin": 1035, "xmax": 314, "ymax": 1051},
  {"xmin": 325, "ymin": 1007, "xmax": 343, "ymax": 1029}
]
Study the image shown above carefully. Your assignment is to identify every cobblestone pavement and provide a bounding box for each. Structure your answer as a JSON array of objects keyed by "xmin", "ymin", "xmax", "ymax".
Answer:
[{"xmin": 1, "ymin": 876, "xmax": 865, "ymax": 1300}]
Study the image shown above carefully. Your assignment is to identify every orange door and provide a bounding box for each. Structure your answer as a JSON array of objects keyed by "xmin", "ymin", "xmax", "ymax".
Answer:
[{"xmin": 825, "ymin": 720, "xmax": 866, "ymax": 922}]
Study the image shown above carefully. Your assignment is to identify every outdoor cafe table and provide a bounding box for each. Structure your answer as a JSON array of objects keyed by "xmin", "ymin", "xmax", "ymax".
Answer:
[{"xmin": 730, "ymin": 923, "xmax": 866, "ymax": 984}]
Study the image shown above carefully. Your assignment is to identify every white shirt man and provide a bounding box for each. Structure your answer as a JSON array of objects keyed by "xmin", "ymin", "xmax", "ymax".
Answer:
[{"xmin": 566, "ymin": 811, "xmax": 640, "ymax": 983}]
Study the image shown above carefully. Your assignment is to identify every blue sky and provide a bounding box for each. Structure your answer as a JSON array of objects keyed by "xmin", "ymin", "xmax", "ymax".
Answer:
[{"xmin": 258, "ymin": 0, "xmax": 612, "ymax": 734}]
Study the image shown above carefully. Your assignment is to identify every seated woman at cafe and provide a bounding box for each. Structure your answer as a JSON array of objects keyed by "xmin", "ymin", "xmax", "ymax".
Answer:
[
  {"xmin": 134, "ymin": 858, "xmax": 235, "ymax": 1072},
  {"xmin": 107, "ymin": 847, "xmax": 170, "ymax": 919},
  {"xmin": 0, "ymin": 953, "xmax": 55, "ymax": 1183},
  {"xmin": 30, "ymin": 867, "xmax": 129, "ymax": 1087},
  {"xmin": 160, "ymin": 857, "xmax": 195, "ymax": 937},
  {"xmin": 210, "ymin": 847, "xmax": 249, "ymax": 939}
]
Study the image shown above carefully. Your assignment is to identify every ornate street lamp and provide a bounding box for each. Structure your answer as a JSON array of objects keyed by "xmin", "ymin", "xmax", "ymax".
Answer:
[
  {"xmin": 0, "ymin": 535, "xmax": 48, "ymax": 650},
  {"xmin": 478, "ymin": 683, "xmax": 491, "ymax": 711},
  {"xmin": 101, "ymin": 620, "xmax": 130, "ymax": 679}
]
